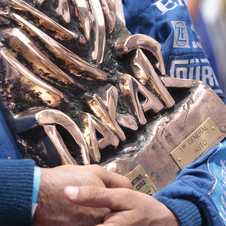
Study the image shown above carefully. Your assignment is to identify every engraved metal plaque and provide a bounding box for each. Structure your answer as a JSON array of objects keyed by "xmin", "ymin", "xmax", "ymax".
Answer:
[
  {"xmin": 170, "ymin": 117, "xmax": 222, "ymax": 169},
  {"xmin": 125, "ymin": 165, "xmax": 158, "ymax": 196}
]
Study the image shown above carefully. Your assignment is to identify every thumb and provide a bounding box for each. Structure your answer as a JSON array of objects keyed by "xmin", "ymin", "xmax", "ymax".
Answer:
[{"xmin": 64, "ymin": 186, "xmax": 131, "ymax": 210}]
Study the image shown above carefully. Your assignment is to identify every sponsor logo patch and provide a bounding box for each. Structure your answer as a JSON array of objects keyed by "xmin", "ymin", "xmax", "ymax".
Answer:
[
  {"xmin": 167, "ymin": 55, "xmax": 223, "ymax": 95},
  {"xmin": 153, "ymin": 0, "xmax": 184, "ymax": 14},
  {"xmin": 171, "ymin": 21, "xmax": 190, "ymax": 48}
]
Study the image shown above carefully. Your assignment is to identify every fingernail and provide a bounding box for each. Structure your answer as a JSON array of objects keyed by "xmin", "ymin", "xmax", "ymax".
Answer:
[{"xmin": 65, "ymin": 186, "xmax": 78, "ymax": 199}]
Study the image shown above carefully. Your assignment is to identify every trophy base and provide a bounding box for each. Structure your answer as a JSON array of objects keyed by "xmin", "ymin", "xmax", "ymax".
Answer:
[{"xmin": 102, "ymin": 81, "xmax": 226, "ymax": 190}]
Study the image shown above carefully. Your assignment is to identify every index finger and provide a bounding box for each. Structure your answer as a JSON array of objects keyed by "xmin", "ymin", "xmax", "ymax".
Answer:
[
  {"xmin": 64, "ymin": 186, "xmax": 133, "ymax": 210},
  {"xmin": 93, "ymin": 165, "xmax": 132, "ymax": 189}
]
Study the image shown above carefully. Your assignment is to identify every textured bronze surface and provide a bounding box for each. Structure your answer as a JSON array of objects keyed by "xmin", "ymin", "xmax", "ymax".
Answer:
[
  {"xmin": 132, "ymin": 49, "xmax": 175, "ymax": 108},
  {"xmin": 3, "ymin": 0, "xmax": 79, "ymax": 40},
  {"xmin": 0, "ymin": 0, "xmax": 226, "ymax": 191},
  {"xmin": 36, "ymin": 109, "xmax": 90, "ymax": 165},
  {"xmin": 119, "ymin": 73, "xmax": 164, "ymax": 125},
  {"xmin": 100, "ymin": 0, "xmax": 116, "ymax": 34},
  {"xmin": 89, "ymin": 0, "xmax": 106, "ymax": 64},
  {"xmin": 72, "ymin": 0, "xmax": 90, "ymax": 40},
  {"xmin": 1, "ymin": 28, "xmax": 75, "ymax": 85},
  {"xmin": 10, "ymin": 13, "xmax": 107, "ymax": 80},
  {"xmin": 86, "ymin": 86, "xmax": 127, "ymax": 141},
  {"xmin": 131, "ymin": 49, "xmax": 192, "ymax": 107},
  {"xmin": 0, "ymin": 48, "xmax": 66, "ymax": 107},
  {"xmin": 43, "ymin": 124, "xmax": 77, "ymax": 165},
  {"xmin": 115, "ymin": 34, "xmax": 166, "ymax": 75},
  {"xmin": 55, "ymin": 0, "xmax": 71, "ymax": 24},
  {"xmin": 80, "ymin": 112, "xmax": 119, "ymax": 163}
]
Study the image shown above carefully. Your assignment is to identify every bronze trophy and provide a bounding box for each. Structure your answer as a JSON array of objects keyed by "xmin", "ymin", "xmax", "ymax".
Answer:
[{"xmin": 0, "ymin": 0, "xmax": 226, "ymax": 197}]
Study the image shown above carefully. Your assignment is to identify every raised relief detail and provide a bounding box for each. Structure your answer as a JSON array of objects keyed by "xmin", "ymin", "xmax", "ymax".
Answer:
[
  {"xmin": 89, "ymin": 0, "xmax": 106, "ymax": 64},
  {"xmin": 86, "ymin": 86, "xmax": 127, "ymax": 141},
  {"xmin": 9, "ymin": 13, "xmax": 107, "ymax": 81},
  {"xmin": 35, "ymin": 109, "xmax": 90, "ymax": 165},
  {"xmin": 55, "ymin": 0, "xmax": 71, "ymax": 25},
  {"xmin": 100, "ymin": 0, "xmax": 116, "ymax": 34},
  {"xmin": 119, "ymin": 73, "xmax": 164, "ymax": 125},
  {"xmin": 3, "ymin": 0, "xmax": 79, "ymax": 40},
  {"xmin": 131, "ymin": 49, "xmax": 175, "ymax": 108},
  {"xmin": 80, "ymin": 112, "xmax": 119, "ymax": 163},
  {"xmin": 72, "ymin": 0, "xmax": 90, "ymax": 41},
  {"xmin": 0, "ymin": 48, "xmax": 66, "ymax": 107},
  {"xmin": 0, "ymin": 28, "xmax": 75, "ymax": 86},
  {"xmin": 43, "ymin": 124, "xmax": 77, "ymax": 165},
  {"xmin": 115, "ymin": 34, "xmax": 166, "ymax": 75}
]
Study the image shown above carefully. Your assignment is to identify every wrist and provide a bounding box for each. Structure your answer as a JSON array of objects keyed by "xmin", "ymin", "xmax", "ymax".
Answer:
[{"xmin": 153, "ymin": 197, "xmax": 180, "ymax": 226}]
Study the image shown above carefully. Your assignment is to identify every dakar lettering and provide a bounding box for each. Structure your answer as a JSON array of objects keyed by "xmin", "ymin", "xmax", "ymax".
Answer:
[{"xmin": 42, "ymin": 72, "xmax": 192, "ymax": 164}]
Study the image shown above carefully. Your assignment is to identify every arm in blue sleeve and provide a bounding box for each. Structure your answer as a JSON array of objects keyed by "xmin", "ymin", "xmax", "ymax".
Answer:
[
  {"xmin": 154, "ymin": 143, "xmax": 226, "ymax": 226},
  {"xmin": 0, "ymin": 159, "xmax": 35, "ymax": 226},
  {"xmin": 0, "ymin": 110, "xmax": 22, "ymax": 160}
]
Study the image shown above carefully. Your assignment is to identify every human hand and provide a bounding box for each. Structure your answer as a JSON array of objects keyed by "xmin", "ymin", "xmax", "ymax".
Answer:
[
  {"xmin": 64, "ymin": 186, "xmax": 180, "ymax": 226},
  {"xmin": 33, "ymin": 165, "xmax": 131, "ymax": 226}
]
